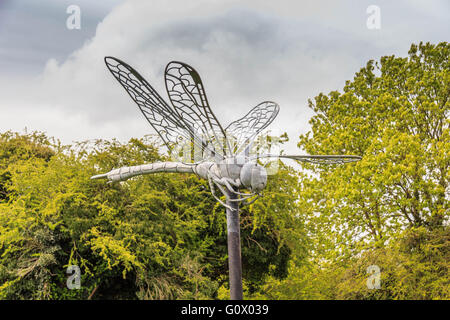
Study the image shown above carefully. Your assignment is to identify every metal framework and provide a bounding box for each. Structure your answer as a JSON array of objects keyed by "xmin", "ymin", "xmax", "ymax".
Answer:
[{"xmin": 93, "ymin": 57, "xmax": 362, "ymax": 300}]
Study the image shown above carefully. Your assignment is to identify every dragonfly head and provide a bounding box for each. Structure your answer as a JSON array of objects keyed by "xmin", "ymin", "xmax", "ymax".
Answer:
[{"xmin": 240, "ymin": 162, "xmax": 267, "ymax": 193}]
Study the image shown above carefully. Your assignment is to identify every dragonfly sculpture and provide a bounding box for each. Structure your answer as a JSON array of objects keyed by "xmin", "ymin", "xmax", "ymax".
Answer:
[
  {"xmin": 91, "ymin": 57, "xmax": 362, "ymax": 300},
  {"xmin": 91, "ymin": 57, "xmax": 361, "ymax": 209}
]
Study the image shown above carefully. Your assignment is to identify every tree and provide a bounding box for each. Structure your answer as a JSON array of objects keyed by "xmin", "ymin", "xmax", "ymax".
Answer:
[
  {"xmin": 0, "ymin": 131, "xmax": 54, "ymax": 202},
  {"xmin": 298, "ymin": 41, "xmax": 448, "ymax": 249},
  {"xmin": 253, "ymin": 42, "xmax": 449, "ymax": 300},
  {"xmin": 0, "ymin": 132, "xmax": 303, "ymax": 299}
]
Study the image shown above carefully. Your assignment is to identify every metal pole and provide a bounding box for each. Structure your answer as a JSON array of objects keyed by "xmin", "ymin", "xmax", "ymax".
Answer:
[{"xmin": 225, "ymin": 190, "xmax": 243, "ymax": 300}]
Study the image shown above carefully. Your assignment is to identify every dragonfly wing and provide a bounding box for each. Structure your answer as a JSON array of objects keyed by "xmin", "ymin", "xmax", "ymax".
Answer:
[
  {"xmin": 105, "ymin": 56, "xmax": 218, "ymax": 160},
  {"xmin": 225, "ymin": 101, "xmax": 279, "ymax": 155},
  {"xmin": 165, "ymin": 61, "xmax": 228, "ymax": 158},
  {"xmin": 252, "ymin": 154, "xmax": 362, "ymax": 164}
]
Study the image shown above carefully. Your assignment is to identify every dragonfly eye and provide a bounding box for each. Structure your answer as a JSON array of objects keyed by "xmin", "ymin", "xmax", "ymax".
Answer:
[{"xmin": 240, "ymin": 163, "xmax": 267, "ymax": 192}]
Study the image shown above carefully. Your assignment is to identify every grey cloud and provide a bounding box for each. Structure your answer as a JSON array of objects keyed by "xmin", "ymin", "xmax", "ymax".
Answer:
[
  {"xmin": 0, "ymin": 0, "xmax": 448, "ymax": 148},
  {"xmin": 148, "ymin": 9, "xmax": 280, "ymax": 51},
  {"xmin": 0, "ymin": 0, "xmax": 122, "ymax": 75}
]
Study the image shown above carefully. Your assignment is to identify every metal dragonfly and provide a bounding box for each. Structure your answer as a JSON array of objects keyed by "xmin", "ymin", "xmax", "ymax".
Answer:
[{"xmin": 91, "ymin": 57, "xmax": 361, "ymax": 209}]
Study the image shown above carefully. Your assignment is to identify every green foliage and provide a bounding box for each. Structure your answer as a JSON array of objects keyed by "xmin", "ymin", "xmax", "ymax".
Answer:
[
  {"xmin": 333, "ymin": 226, "xmax": 449, "ymax": 300},
  {"xmin": 254, "ymin": 42, "xmax": 449, "ymax": 300},
  {"xmin": 299, "ymin": 42, "xmax": 448, "ymax": 246},
  {"xmin": 0, "ymin": 132, "xmax": 298, "ymax": 299},
  {"xmin": 252, "ymin": 226, "xmax": 449, "ymax": 300}
]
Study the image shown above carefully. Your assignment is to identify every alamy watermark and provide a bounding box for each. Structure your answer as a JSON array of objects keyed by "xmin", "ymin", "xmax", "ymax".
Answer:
[
  {"xmin": 366, "ymin": 264, "xmax": 381, "ymax": 289},
  {"xmin": 168, "ymin": 131, "xmax": 284, "ymax": 175},
  {"xmin": 66, "ymin": 5, "xmax": 81, "ymax": 30},
  {"xmin": 66, "ymin": 265, "xmax": 81, "ymax": 289},
  {"xmin": 366, "ymin": 5, "xmax": 381, "ymax": 30}
]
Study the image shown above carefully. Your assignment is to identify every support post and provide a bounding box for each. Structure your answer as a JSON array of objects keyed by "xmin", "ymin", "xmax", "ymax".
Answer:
[{"xmin": 225, "ymin": 191, "xmax": 243, "ymax": 300}]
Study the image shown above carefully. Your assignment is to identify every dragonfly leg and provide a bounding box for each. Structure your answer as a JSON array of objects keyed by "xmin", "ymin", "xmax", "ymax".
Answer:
[
  {"xmin": 214, "ymin": 179, "xmax": 236, "ymax": 200},
  {"xmin": 227, "ymin": 193, "xmax": 254, "ymax": 202},
  {"xmin": 227, "ymin": 178, "xmax": 241, "ymax": 188},
  {"xmin": 208, "ymin": 174, "xmax": 234, "ymax": 210},
  {"xmin": 213, "ymin": 179, "xmax": 254, "ymax": 205},
  {"xmin": 209, "ymin": 175, "xmax": 257, "ymax": 205},
  {"xmin": 218, "ymin": 178, "xmax": 257, "ymax": 198},
  {"xmin": 241, "ymin": 194, "xmax": 260, "ymax": 206},
  {"xmin": 222, "ymin": 178, "xmax": 238, "ymax": 193}
]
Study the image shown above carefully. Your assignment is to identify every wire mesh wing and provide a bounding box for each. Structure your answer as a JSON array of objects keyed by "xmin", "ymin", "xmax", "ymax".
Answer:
[
  {"xmin": 165, "ymin": 61, "xmax": 229, "ymax": 157},
  {"xmin": 225, "ymin": 101, "xmax": 280, "ymax": 155},
  {"xmin": 104, "ymin": 56, "xmax": 220, "ymax": 160},
  {"xmin": 252, "ymin": 154, "xmax": 362, "ymax": 164}
]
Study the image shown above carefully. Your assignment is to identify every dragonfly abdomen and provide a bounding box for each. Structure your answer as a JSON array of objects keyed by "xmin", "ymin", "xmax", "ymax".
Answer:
[{"xmin": 91, "ymin": 162, "xmax": 197, "ymax": 182}]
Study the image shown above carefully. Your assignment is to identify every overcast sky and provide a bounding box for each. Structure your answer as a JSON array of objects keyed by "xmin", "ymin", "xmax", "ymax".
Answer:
[{"xmin": 0, "ymin": 0, "xmax": 448, "ymax": 155}]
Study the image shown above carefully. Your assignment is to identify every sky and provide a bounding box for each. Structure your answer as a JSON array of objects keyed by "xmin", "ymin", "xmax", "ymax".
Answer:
[{"xmin": 0, "ymin": 0, "xmax": 448, "ymax": 155}]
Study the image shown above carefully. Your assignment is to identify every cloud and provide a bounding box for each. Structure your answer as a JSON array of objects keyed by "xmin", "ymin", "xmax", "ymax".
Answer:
[
  {"xmin": 0, "ymin": 0, "xmax": 122, "ymax": 75},
  {"xmin": 0, "ymin": 0, "xmax": 448, "ymax": 151}
]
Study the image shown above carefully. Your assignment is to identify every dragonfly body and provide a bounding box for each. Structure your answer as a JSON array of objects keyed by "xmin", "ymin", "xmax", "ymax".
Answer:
[{"xmin": 91, "ymin": 156, "xmax": 268, "ymax": 200}]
